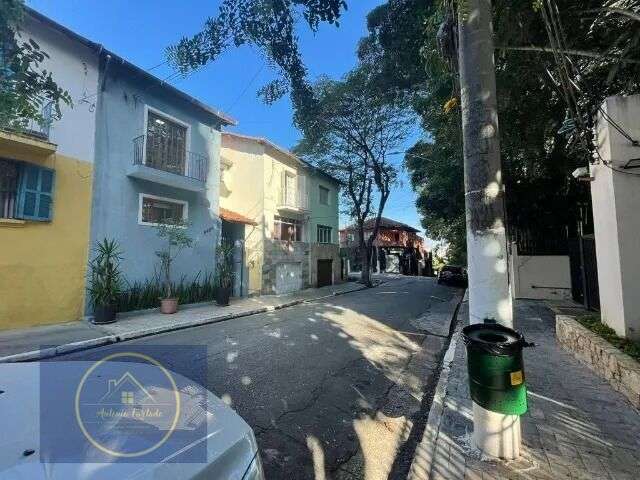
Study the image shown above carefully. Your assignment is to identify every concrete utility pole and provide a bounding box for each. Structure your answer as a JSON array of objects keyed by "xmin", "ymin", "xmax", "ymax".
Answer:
[{"xmin": 457, "ymin": 0, "xmax": 519, "ymax": 459}]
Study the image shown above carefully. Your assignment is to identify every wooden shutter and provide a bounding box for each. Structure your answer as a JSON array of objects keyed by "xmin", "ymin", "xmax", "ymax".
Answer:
[{"xmin": 18, "ymin": 164, "xmax": 55, "ymax": 221}]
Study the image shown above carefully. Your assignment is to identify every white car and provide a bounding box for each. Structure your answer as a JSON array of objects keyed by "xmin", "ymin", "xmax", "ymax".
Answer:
[{"xmin": 0, "ymin": 362, "xmax": 264, "ymax": 480}]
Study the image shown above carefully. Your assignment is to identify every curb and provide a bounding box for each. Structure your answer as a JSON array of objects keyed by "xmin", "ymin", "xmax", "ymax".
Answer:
[
  {"xmin": 407, "ymin": 305, "xmax": 464, "ymax": 480},
  {"xmin": 0, "ymin": 283, "xmax": 372, "ymax": 364}
]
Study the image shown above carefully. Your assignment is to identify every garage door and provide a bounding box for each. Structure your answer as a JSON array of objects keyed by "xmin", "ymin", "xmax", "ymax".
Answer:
[
  {"xmin": 317, "ymin": 259, "xmax": 333, "ymax": 287},
  {"xmin": 275, "ymin": 262, "xmax": 303, "ymax": 294}
]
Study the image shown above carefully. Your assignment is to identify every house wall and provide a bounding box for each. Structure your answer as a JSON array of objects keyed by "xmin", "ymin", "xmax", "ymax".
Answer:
[
  {"xmin": 508, "ymin": 243, "xmax": 572, "ymax": 301},
  {"xmin": 220, "ymin": 134, "xmax": 266, "ymax": 295},
  {"xmin": 90, "ymin": 63, "xmax": 222, "ymax": 294},
  {"xmin": 590, "ymin": 95, "xmax": 640, "ymax": 340},
  {"xmin": 0, "ymin": 17, "xmax": 98, "ymax": 329},
  {"xmin": 261, "ymin": 146, "xmax": 309, "ymax": 293},
  {"xmin": 308, "ymin": 172, "xmax": 339, "ymax": 244}
]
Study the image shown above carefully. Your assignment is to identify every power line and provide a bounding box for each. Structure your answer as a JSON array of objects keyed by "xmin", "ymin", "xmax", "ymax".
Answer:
[{"xmin": 225, "ymin": 63, "xmax": 265, "ymax": 113}]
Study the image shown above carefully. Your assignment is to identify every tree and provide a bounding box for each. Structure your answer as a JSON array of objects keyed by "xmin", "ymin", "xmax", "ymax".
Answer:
[
  {"xmin": 0, "ymin": 0, "xmax": 71, "ymax": 132},
  {"xmin": 294, "ymin": 67, "xmax": 413, "ymax": 286},
  {"xmin": 167, "ymin": 0, "xmax": 348, "ymax": 118}
]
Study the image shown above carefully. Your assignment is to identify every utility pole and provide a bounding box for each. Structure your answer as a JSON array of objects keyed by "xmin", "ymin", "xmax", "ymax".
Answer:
[{"xmin": 457, "ymin": 0, "xmax": 519, "ymax": 459}]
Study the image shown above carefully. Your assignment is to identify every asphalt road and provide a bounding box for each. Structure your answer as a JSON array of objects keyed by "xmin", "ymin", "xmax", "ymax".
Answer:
[{"xmin": 57, "ymin": 276, "xmax": 462, "ymax": 479}]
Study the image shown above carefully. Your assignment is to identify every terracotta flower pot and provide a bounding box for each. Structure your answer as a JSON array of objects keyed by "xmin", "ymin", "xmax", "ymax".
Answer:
[{"xmin": 160, "ymin": 298, "xmax": 178, "ymax": 314}]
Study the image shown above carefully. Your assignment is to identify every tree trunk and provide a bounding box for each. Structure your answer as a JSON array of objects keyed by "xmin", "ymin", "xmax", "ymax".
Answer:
[
  {"xmin": 458, "ymin": 0, "xmax": 512, "ymax": 326},
  {"xmin": 357, "ymin": 221, "xmax": 373, "ymax": 287}
]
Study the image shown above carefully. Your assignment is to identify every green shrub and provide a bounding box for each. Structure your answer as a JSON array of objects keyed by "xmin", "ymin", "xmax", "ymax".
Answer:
[
  {"xmin": 116, "ymin": 272, "xmax": 216, "ymax": 313},
  {"xmin": 576, "ymin": 315, "xmax": 640, "ymax": 362}
]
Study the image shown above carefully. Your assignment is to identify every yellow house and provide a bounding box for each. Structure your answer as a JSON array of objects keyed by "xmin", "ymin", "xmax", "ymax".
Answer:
[
  {"xmin": 0, "ymin": 12, "xmax": 97, "ymax": 330},
  {"xmin": 220, "ymin": 132, "xmax": 342, "ymax": 296}
]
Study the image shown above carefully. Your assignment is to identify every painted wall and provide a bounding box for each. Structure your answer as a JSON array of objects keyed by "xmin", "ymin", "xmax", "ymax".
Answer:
[
  {"xmin": 508, "ymin": 243, "xmax": 572, "ymax": 301},
  {"xmin": 90, "ymin": 63, "xmax": 222, "ymax": 294},
  {"xmin": 590, "ymin": 95, "xmax": 640, "ymax": 340},
  {"xmin": 308, "ymin": 172, "xmax": 339, "ymax": 245},
  {"xmin": 23, "ymin": 15, "xmax": 100, "ymax": 163},
  {"xmin": 220, "ymin": 134, "xmax": 266, "ymax": 295},
  {"xmin": 0, "ymin": 18, "xmax": 97, "ymax": 329}
]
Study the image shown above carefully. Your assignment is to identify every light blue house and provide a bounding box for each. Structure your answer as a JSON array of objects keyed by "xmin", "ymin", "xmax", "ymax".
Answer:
[{"xmin": 90, "ymin": 53, "xmax": 234, "ymax": 294}]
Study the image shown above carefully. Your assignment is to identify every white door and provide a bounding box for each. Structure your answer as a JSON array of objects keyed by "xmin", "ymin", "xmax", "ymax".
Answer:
[{"xmin": 275, "ymin": 262, "xmax": 303, "ymax": 294}]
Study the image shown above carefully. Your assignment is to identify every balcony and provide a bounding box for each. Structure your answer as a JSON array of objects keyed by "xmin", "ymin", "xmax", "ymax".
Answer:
[
  {"xmin": 127, "ymin": 135, "xmax": 209, "ymax": 192},
  {"xmin": 278, "ymin": 179, "xmax": 309, "ymax": 213},
  {"xmin": 0, "ymin": 102, "xmax": 57, "ymax": 156}
]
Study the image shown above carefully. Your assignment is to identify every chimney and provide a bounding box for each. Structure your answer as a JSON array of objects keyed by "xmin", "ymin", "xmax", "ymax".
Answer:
[{"xmin": 108, "ymin": 379, "xmax": 117, "ymax": 393}]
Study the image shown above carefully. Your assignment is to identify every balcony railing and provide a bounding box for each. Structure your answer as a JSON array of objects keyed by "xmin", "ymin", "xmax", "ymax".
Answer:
[
  {"xmin": 3, "ymin": 102, "xmax": 53, "ymax": 141},
  {"xmin": 133, "ymin": 134, "xmax": 208, "ymax": 182},
  {"xmin": 278, "ymin": 184, "xmax": 309, "ymax": 211}
]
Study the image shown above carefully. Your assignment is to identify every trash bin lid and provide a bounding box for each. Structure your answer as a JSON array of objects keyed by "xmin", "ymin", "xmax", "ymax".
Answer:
[{"xmin": 462, "ymin": 323, "xmax": 524, "ymax": 356}]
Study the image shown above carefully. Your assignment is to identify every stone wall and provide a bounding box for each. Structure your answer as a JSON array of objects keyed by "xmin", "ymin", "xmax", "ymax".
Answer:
[
  {"xmin": 309, "ymin": 243, "xmax": 343, "ymax": 287},
  {"xmin": 556, "ymin": 315, "xmax": 640, "ymax": 408},
  {"xmin": 262, "ymin": 240, "xmax": 310, "ymax": 294}
]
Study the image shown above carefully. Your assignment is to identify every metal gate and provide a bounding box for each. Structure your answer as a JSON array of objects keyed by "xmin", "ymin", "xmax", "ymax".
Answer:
[{"xmin": 580, "ymin": 235, "xmax": 600, "ymax": 311}]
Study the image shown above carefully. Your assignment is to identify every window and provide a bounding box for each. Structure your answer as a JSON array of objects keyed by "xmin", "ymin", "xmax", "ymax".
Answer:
[
  {"xmin": 347, "ymin": 233, "xmax": 355, "ymax": 242},
  {"xmin": 319, "ymin": 185, "xmax": 330, "ymax": 205},
  {"xmin": 139, "ymin": 194, "xmax": 188, "ymax": 226},
  {"xmin": 317, "ymin": 225, "xmax": 332, "ymax": 244},
  {"xmin": 1, "ymin": 159, "xmax": 55, "ymax": 221},
  {"xmin": 145, "ymin": 109, "xmax": 188, "ymax": 176},
  {"xmin": 121, "ymin": 391, "xmax": 134, "ymax": 405},
  {"xmin": 274, "ymin": 215, "xmax": 302, "ymax": 242},
  {"xmin": 393, "ymin": 231, "xmax": 400, "ymax": 243}
]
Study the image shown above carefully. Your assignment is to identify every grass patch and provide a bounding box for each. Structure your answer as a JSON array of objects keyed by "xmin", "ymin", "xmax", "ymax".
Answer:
[{"xmin": 576, "ymin": 314, "xmax": 640, "ymax": 362}]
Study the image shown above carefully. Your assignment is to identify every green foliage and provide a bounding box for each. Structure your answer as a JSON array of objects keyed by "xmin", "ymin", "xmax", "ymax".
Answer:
[
  {"xmin": 154, "ymin": 219, "xmax": 194, "ymax": 299},
  {"xmin": 115, "ymin": 272, "xmax": 217, "ymax": 313},
  {"xmin": 87, "ymin": 239, "xmax": 124, "ymax": 308},
  {"xmin": 167, "ymin": 0, "xmax": 348, "ymax": 113},
  {"xmin": 577, "ymin": 314, "xmax": 640, "ymax": 362},
  {"xmin": 357, "ymin": 0, "xmax": 640, "ymax": 262},
  {"xmin": 215, "ymin": 240, "xmax": 235, "ymax": 290},
  {"xmin": 0, "ymin": 0, "xmax": 72, "ymax": 132}
]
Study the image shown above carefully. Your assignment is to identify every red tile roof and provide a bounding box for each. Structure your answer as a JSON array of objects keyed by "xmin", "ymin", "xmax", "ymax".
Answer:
[{"xmin": 219, "ymin": 207, "xmax": 258, "ymax": 226}]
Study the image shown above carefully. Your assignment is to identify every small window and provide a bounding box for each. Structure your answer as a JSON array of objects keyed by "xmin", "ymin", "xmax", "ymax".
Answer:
[
  {"xmin": 393, "ymin": 232, "xmax": 400, "ymax": 243},
  {"xmin": 347, "ymin": 233, "xmax": 355, "ymax": 242},
  {"xmin": 139, "ymin": 194, "xmax": 187, "ymax": 226},
  {"xmin": 1, "ymin": 159, "xmax": 55, "ymax": 221},
  {"xmin": 274, "ymin": 215, "xmax": 302, "ymax": 242},
  {"xmin": 319, "ymin": 185, "xmax": 330, "ymax": 205},
  {"xmin": 317, "ymin": 225, "xmax": 332, "ymax": 244}
]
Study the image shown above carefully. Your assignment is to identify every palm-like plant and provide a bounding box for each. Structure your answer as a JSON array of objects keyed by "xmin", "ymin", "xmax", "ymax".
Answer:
[
  {"xmin": 215, "ymin": 240, "xmax": 235, "ymax": 290},
  {"xmin": 87, "ymin": 238, "xmax": 123, "ymax": 308},
  {"xmin": 154, "ymin": 218, "xmax": 194, "ymax": 299}
]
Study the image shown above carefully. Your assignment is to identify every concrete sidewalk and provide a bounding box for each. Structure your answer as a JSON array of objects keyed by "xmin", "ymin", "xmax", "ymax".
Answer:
[
  {"xmin": 0, "ymin": 281, "xmax": 368, "ymax": 363},
  {"xmin": 409, "ymin": 299, "xmax": 640, "ymax": 480}
]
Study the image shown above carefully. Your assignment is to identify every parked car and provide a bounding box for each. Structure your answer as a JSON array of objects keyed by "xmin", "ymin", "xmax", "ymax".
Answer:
[
  {"xmin": 437, "ymin": 265, "xmax": 468, "ymax": 287},
  {"xmin": 0, "ymin": 361, "xmax": 264, "ymax": 480}
]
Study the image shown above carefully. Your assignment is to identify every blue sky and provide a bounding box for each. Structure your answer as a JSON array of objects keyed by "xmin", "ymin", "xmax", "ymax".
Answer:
[{"xmin": 27, "ymin": 0, "xmax": 426, "ymax": 237}]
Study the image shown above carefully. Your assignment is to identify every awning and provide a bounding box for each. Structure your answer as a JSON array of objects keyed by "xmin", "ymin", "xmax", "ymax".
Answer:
[{"xmin": 219, "ymin": 207, "xmax": 258, "ymax": 226}]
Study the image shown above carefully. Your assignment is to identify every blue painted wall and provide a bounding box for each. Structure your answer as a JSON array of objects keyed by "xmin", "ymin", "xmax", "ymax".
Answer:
[{"xmin": 90, "ymin": 63, "xmax": 223, "ymax": 298}]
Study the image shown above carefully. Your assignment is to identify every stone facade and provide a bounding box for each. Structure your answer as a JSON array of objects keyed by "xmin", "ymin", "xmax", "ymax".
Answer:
[
  {"xmin": 556, "ymin": 314, "xmax": 640, "ymax": 408},
  {"xmin": 262, "ymin": 240, "xmax": 310, "ymax": 294},
  {"xmin": 309, "ymin": 243, "xmax": 342, "ymax": 287}
]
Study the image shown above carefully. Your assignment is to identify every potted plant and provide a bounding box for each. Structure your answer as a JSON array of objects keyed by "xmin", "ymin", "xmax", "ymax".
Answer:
[
  {"xmin": 87, "ymin": 238, "xmax": 123, "ymax": 324},
  {"xmin": 154, "ymin": 219, "xmax": 193, "ymax": 314},
  {"xmin": 215, "ymin": 240, "xmax": 235, "ymax": 306}
]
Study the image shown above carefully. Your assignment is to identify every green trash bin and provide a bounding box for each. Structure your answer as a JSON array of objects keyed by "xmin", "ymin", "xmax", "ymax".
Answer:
[{"xmin": 462, "ymin": 323, "xmax": 531, "ymax": 416}]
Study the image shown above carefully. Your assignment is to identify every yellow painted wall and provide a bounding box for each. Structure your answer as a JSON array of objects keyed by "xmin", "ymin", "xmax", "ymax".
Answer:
[
  {"xmin": 220, "ymin": 135, "xmax": 266, "ymax": 295},
  {"xmin": 0, "ymin": 143, "xmax": 93, "ymax": 330}
]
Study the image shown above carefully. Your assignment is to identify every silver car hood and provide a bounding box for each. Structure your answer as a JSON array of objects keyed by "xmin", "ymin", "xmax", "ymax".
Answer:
[{"xmin": 0, "ymin": 362, "xmax": 258, "ymax": 480}]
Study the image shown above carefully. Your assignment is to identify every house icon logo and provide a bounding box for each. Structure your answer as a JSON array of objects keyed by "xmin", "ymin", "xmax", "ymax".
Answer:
[
  {"xmin": 75, "ymin": 351, "xmax": 181, "ymax": 458},
  {"xmin": 100, "ymin": 372, "xmax": 157, "ymax": 406}
]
